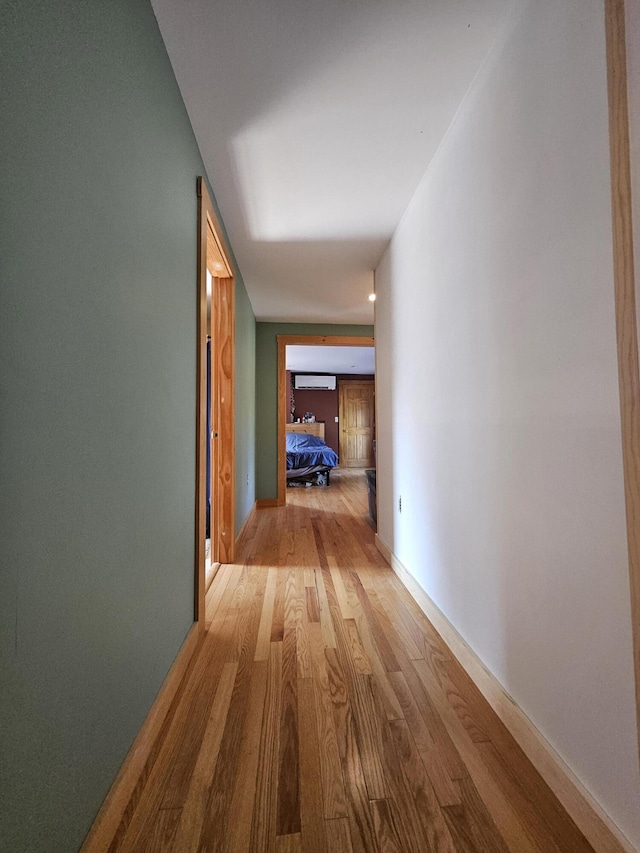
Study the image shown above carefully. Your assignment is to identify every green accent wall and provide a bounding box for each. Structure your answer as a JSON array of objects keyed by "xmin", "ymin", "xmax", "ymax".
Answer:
[
  {"xmin": 255, "ymin": 323, "xmax": 375, "ymax": 500},
  {"xmin": 235, "ymin": 282, "xmax": 257, "ymax": 532},
  {"xmin": 0, "ymin": 2, "xmax": 255, "ymax": 850}
]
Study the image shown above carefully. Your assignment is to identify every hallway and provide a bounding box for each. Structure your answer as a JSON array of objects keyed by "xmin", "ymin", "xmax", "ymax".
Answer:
[{"xmin": 110, "ymin": 470, "xmax": 594, "ymax": 852}]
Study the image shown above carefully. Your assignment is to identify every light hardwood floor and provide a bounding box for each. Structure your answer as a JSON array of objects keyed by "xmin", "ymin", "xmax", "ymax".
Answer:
[{"xmin": 109, "ymin": 469, "xmax": 594, "ymax": 852}]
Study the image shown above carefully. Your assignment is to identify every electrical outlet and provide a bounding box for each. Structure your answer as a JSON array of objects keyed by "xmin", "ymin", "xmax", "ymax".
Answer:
[
  {"xmin": 334, "ymin": 416, "xmax": 339, "ymax": 422},
  {"xmin": 246, "ymin": 473, "xmax": 249, "ymax": 486},
  {"xmin": 398, "ymin": 495, "xmax": 402, "ymax": 513}
]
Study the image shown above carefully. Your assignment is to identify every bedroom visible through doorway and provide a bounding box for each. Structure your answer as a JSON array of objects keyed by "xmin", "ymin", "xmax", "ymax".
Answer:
[{"xmin": 277, "ymin": 335, "xmax": 375, "ymax": 506}]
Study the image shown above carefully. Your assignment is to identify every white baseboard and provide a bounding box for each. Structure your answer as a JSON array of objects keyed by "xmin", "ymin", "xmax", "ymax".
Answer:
[{"xmin": 375, "ymin": 533, "xmax": 637, "ymax": 853}]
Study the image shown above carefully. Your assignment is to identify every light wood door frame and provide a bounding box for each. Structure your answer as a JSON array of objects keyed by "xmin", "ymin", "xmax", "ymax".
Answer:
[
  {"xmin": 338, "ymin": 379, "xmax": 375, "ymax": 467},
  {"xmin": 277, "ymin": 335, "xmax": 374, "ymax": 506},
  {"xmin": 196, "ymin": 177, "xmax": 235, "ymax": 627},
  {"xmin": 605, "ymin": 0, "xmax": 640, "ymax": 762}
]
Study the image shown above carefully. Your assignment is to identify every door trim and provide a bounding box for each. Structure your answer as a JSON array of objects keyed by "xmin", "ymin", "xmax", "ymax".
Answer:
[
  {"xmin": 196, "ymin": 177, "xmax": 235, "ymax": 627},
  {"xmin": 605, "ymin": 0, "xmax": 640, "ymax": 758},
  {"xmin": 276, "ymin": 335, "xmax": 374, "ymax": 505}
]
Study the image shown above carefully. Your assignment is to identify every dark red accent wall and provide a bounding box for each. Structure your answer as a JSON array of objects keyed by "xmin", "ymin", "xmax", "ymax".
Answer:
[
  {"xmin": 293, "ymin": 387, "xmax": 338, "ymax": 450},
  {"xmin": 286, "ymin": 370, "xmax": 293, "ymax": 422},
  {"xmin": 291, "ymin": 374, "xmax": 374, "ymax": 456}
]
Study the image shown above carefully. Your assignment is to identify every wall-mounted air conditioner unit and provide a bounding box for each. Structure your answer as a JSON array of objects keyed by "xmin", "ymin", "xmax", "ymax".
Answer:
[{"xmin": 294, "ymin": 374, "xmax": 336, "ymax": 390}]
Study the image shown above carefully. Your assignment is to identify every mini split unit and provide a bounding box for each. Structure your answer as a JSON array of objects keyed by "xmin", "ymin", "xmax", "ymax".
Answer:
[{"xmin": 293, "ymin": 375, "xmax": 336, "ymax": 390}]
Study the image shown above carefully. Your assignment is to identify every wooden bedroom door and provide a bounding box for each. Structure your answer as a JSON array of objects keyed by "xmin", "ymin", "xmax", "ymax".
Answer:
[{"xmin": 339, "ymin": 380, "xmax": 375, "ymax": 467}]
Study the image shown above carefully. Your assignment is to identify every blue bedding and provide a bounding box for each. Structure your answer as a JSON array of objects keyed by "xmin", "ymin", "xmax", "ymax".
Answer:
[{"xmin": 286, "ymin": 432, "xmax": 338, "ymax": 470}]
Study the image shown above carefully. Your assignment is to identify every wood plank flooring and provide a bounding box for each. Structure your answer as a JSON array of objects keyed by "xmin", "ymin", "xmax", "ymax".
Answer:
[{"xmin": 109, "ymin": 469, "xmax": 594, "ymax": 852}]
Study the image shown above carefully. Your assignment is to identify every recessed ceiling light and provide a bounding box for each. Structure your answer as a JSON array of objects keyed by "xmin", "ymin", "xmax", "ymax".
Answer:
[{"xmin": 368, "ymin": 293, "xmax": 376, "ymax": 302}]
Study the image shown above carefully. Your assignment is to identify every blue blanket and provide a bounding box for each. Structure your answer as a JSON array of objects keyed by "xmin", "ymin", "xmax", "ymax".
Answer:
[{"xmin": 286, "ymin": 433, "xmax": 338, "ymax": 470}]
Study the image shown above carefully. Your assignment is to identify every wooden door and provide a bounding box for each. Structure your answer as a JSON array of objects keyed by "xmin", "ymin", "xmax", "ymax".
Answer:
[
  {"xmin": 196, "ymin": 178, "xmax": 235, "ymax": 625},
  {"xmin": 339, "ymin": 381, "xmax": 375, "ymax": 467},
  {"xmin": 211, "ymin": 274, "xmax": 234, "ymax": 565}
]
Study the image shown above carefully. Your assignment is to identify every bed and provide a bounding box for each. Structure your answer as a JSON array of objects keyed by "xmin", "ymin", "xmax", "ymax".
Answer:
[{"xmin": 286, "ymin": 432, "xmax": 339, "ymax": 485}]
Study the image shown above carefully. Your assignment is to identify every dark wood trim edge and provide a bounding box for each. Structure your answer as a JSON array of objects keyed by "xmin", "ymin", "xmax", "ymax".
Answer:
[
  {"xmin": 206, "ymin": 562, "xmax": 222, "ymax": 593},
  {"xmin": 277, "ymin": 336, "xmax": 287, "ymax": 505},
  {"xmin": 235, "ymin": 501, "xmax": 257, "ymax": 555},
  {"xmin": 256, "ymin": 498, "xmax": 279, "ymax": 509},
  {"xmin": 605, "ymin": 0, "xmax": 640, "ymax": 759},
  {"xmin": 195, "ymin": 177, "xmax": 208, "ymax": 624}
]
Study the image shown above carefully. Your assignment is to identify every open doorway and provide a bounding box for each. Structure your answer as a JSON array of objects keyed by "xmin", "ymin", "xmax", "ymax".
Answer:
[
  {"xmin": 276, "ymin": 334, "xmax": 375, "ymax": 506},
  {"xmin": 195, "ymin": 178, "xmax": 235, "ymax": 625}
]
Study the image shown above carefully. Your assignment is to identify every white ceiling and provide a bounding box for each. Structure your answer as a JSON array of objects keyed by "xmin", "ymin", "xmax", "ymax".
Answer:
[
  {"xmin": 151, "ymin": 0, "xmax": 512, "ymax": 324},
  {"xmin": 286, "ymin": 345, "xmax": 375, "ymax": 375}
]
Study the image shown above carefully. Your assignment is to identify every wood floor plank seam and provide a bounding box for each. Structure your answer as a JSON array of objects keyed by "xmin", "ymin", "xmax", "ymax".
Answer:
[{"xmin": 106, "ymin": 470, "xmax": 603, "ymax": 853}]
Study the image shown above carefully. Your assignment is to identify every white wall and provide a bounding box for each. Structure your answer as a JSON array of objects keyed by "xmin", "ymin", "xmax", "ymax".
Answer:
[{"xmin": 376, "ymin": 0, "xmax": 640, "ymax": 845}]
